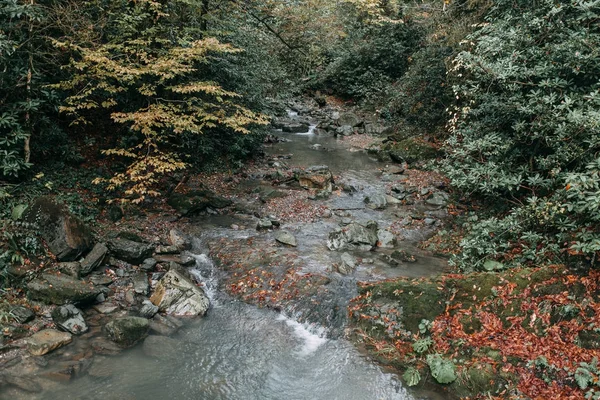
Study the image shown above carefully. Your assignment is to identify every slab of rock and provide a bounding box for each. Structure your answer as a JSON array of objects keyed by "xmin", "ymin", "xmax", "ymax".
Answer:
[
  {"xmin": 281, "ymin": 123, "xmax": 310, "ymax": 133},
  {"xmin": 132, "ymin": 272, "xmax": 149, "ymax": 295},
  {"xmin": 169, "ymin": 229, "xmax": 191, "ymax": 251},
  {"xmin": 139, "ymin": 300, "xmax": 159, "ymax": 318},
  {"xmin": 141, "ymin": 258, "xmax": 157, "ymax": 272},
  {"xmin": 275, "ymin": 231, "xmax": 297, "ymax": 247},
  {"xmin": 105, "ymin": 317, "xmax": 149, "ymax": 347},
  {"xmin": 425, "ymin": 192, "xmax": 449, "ymax": 209},
  {"xmin": 143, "ymin": 335, "xmax": 180, "ymax": 359},
  {"xmin": 364, "ymin": 194, "xmax": 388, "ymax": 210},
  {"xmin": 51, "ymin": 304, "xmax": 88, "ymax": 335},
  {"xmin": 149, "ymin": 314, "xmax": 183, "ymax": 336},
  {"xmin": 80, "ymin": 243, "xmax": 108, "ymax": 276},
  {"xmin": 155, "ymin": 245, "xmax": 179, "ymax": 254},
  {"xmin": 3, "ymin": 375, "xmax": 42, "ymax": 393},
  {"xmin": 150, "ymin": 269, "xmax": 210, "ymax": 317},
  {"xmin": 27, "ymin": 274, "xmax": 101, "ymax": 305},
  {"xmin": 93, "ymin": 302, "xmax": 119, "ymax": 314},
  {"xmin": 107, "ymin": 238, "xmax": 154, "ymax": 265},
  {"xmin": 56, "ymin": 262, "xmax": 81, "ymax": 279},
  {"xmin": 88, "ymin": 274, "xmax": 113, "ymax": 286},
  {"xmin": 337, "ymin": 112, "xmax": 361, "ymax": 127},
  {"xmin": 27, "ymin": 329, "xmax": 72, "ymax": 356},
  {"xmin": 298, "ymin": 165, "xmax": 334, "ymax": 191},
  {"xmin": 256, "ymin": 218, "xmax": 273, "ymax": 230},
  {"xmin": 338, "ymin": 252, "xmax": 357, "ymax": 275},
  {"xmin": 25, "ymin": 196, "xmax": 92, "ymax": 261},
  {"xmin": 377, "ymin": 230, "xmax": 397, "ymax": 248},
  {"xmin": 168, "ymin": 190, "xmax": 232, "ymax": 216},
  {"xmin": 10, "ymin": 306, "xmax": 35, "ymax": 324},
  {"xmin": 327, "ymin": 221, "xmax": 379, "ymax": 251}
]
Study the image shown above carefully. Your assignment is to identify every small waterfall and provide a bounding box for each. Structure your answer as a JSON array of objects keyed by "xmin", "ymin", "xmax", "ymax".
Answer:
[
  {"xmin": 276, "ymin": 314, "xmax": 328, "ymax": 355},
  {"xmin": 189, "ymin": 253, "xmax": 219, "ymax": 302}
]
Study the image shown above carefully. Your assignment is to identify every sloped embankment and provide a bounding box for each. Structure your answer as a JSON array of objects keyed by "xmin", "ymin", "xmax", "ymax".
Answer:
[{"xmin": 349, "ymin": 265, "xmax": 600, "ymax": 399}]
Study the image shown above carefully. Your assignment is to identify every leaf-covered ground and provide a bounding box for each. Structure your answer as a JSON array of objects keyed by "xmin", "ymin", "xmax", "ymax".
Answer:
[{"xmin": 349, "ymin": 265, "xmax": 600, "ymax": 399}]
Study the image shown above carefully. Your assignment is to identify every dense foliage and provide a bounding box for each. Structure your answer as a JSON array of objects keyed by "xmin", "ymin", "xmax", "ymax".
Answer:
[{"xmin": 443, "ymin": 0, "xmax": 600, "ymax": 270}]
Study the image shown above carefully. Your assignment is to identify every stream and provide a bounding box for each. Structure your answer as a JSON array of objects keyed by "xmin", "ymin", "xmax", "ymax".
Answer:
[{"xmin": 29, "ymin": 108, "xmax": 449, "ymax": 400}]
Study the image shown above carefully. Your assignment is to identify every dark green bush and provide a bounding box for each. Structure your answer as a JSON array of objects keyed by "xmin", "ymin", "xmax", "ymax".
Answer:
[{"xmin": 443, "ymin": 0, "xmax": 600, "ymax": 270}]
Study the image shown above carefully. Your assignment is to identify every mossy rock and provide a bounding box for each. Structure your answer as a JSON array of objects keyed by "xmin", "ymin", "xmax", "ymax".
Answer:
[{"xmin": 385, "ymin": 138, "xmax": 439, "ymax": 164}]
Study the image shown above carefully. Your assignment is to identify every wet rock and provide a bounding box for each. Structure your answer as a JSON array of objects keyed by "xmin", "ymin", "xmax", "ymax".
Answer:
[
  {"xmin": 51, "ymin": 304, "xmax": 88, "ymax": 335},
  {"xmin": 27, "ymin": 329, "xmax": 72, "ymax": 356},
  {"xmin": 327, "ymin": 221, "xmax": 379, "ymax": 251},
  {"xmin": 87, "ymin": 357, "xmax": 114, "ymax": 377},
  {"xmin": 149, "ymin": 314, "xmax": 183, "ymax": 336},
  {"xmin": 364, "ymin": 194, "xmax": 387, "ymax": 210},
  {"xmin": 139, "ymin": 300, "xmax": 159, "ymax": 318},
  {"xmin": 383, "ymin": 165, "xmax": 405, "ymax": 175},
  {"xmin": 337, "ymin": 112, "xmax": 361, "ymax": 127},
  {"xmin": 297, "ymin": 165, "xmax": 334, "ymax": 191},
  {"xmin": 155, "ymin": 245, "xmax": 179, "ymax": 254},
  {"xmin": 386, "ymin": 138, "xmax": 439, "ymax": 164},
  {"xmin": 24, "ymin": 196, "xmax": 92, "ymax": 261},
  {"xmin": 141, "ymin": 257, "xmax": 158, "ymax": 272},
  {"xmin": 168, "ymin": 190, "xmax": 233, "ymax": 216},
  {"xmin": 143, "ymin": 335, "xmax": 180, "ymax": 359},
  {"xmin": 424, "ymin": 218, "xmax": 436, "ymax": 226},
  {"xmin": 80, "ymin": 243, "xmax": 108, "ymax": 276},
  {"xmin": 256, "ymin": 218, "xmax": 273, "ymax": 230},
  {"xmin": 425, "ymin": 192, "xmax": 449, "ymax": 209},
  {"xmin": 281, "ymin": 122, "xmax": 310, "ymax": 133},
  {"xmin": 391, "ymin": 250, "xmax": 417, "ymax": 264},
  {"xmin": 132, "ymin": 272, "xmax": 149, "ymax": 295},
  {"xmin": 56, "ymin": 262, "xmax": 81, "ymax": 279},
  {"xmin": 3, "ymin": 375, "xmax": 43, "ymax": 393},
  {"xmin": 385, "ymin": 195, "xmax": 402, "ymax": 205},
  {"xmin": 27, "ymin": 273, "xmax": 101, "ymax": 305},
  {"xmin": 10, "ymin": 306, "xmax": 34, "ymax": 324},
  {"xmin": 107, "ymin": 238, "xmax": 154, "ymax": 265},
  {"xmin": 275, "ymin": 231, "xmax": 297, "ymax": 247},
  {"xmin": 90, "ymin": 337, "xmax": 122, "ymax": 355},
  {"xmin": 150, "ymin": 269, "xmax": 210, "ymax": 317},
  {"xmin": 105, "ymin": 317, "xmax": 149, "ymax": 347},
  {"xmin": 338, "ymin": 252, "xmax": 357, "ymax": 275},
  {"xmin": 169, "ymin": 229, "xmax": 191, "ymax": 251},
  {"xmin": 93, "ymin": 302, "xmax": 118, "ymax": 314},
  {"xmin": 336, "ymin": 125, "xmax": 354, "ymax": 136},
  {"xmin": 88, "ymin": 274, "xmax": 113, "ymax": 286},
  {"xmin": 377, "ymin": 230, "xmax": 397, "ymax": 248}
]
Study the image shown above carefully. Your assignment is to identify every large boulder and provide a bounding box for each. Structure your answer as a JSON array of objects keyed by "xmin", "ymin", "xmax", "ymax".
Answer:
[
  {"xmin": 51, "ymin": 304, "xmax": 88, "ymax": 335},
  {"xmin": 80, "ymin": 242, "xmax": 108, "ymax": 276},
  {"xmin": 337, "ymin": 112, "xmax": 362, "ymax": 127},
  {"xmin": 327, "ymin": 221, "xmax": 379, "ymax": 251},
  {"xmin": 27, "ymin": 329, "xmax": 72, "ymax": 356},
  {"xmin": 25, "ymin": 196, "xmax": 92, "ymax": 261},
  {"xmin": 107, "ymin": 238, "xmax": 154, "ymax": 265},
  {"xmin": 168, "ymin": 190, "xmax": 233, "ymax": 216},
  {"xmin": 105, "ymin": 317, "xmax": 149, "ymax": 347},
  {"xmin": 386, "ymin": 138, "xmax": 439, "ymax": 164},
  {"xmin": 27, "ymin": 273, "xmax": 101, "ymax": 305},
  {"xmin": 281, "ymin": 123, "xmax": 310, "ymax": 133},
  {"xmin": 150, "ymin": 269, "xmax": 210, "ymax": 317},
  {"xmin": 275, "ymin": 231, "xmax": 297, "ymax": 247},
  {"xmin": 297, "ymin": 165, "xmax": 334, "ymax": 191}
]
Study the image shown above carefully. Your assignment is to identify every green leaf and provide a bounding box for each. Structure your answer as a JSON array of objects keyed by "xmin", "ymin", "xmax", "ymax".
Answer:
[
  {"xmin": 412, "ymin": 338, "xmax": 433, "ymax": 354},
  {"xmin": 402, "ymin": 367, "xmax": 421, "ymax": 387},
  {"xmin": 426, "ymin": 354, "xmax": 457, "ymax": 384},
  {"xmin": 11, "ymin": 204, "xmax": 28, "ymax": 221},
  {"xmin": 575, "ymin": 367, "xmax": 594, "ymax": 390},
  {"xmin": 483, "ymin": 260, "xmax": 504, "ymax": 271}
]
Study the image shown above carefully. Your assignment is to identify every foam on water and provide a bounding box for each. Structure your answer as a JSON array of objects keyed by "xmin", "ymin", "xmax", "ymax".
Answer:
[
  {"xmin": 277, "ymin": 314, "xmax": 328, "ymax": 355},
  {"xmin": 295, "ymin": 123, "xmax": 318, "ymax": 136}
]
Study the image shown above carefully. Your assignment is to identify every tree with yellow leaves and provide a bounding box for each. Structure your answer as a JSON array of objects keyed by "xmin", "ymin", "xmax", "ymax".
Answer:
[{"xmin": 54, "ymin": 0, "xmax": 267, "ymax": 203}]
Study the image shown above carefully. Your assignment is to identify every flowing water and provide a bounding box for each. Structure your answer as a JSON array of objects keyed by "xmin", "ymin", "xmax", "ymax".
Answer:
[{"xmin": 29, "ymin": 110, "xmax": 450, "ymax": 400}]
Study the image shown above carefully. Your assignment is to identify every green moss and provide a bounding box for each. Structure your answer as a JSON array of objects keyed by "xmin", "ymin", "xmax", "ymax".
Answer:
[{"xmin": 385, "ymin": 138, "xmax": 439, "ymax": 164}]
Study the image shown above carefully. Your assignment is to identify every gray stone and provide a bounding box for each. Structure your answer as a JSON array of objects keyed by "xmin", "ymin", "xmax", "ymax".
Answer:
[
  {"xmin": 425, "ymin": 218, "xmax": 436, "ymax": 226},
  {"xmin": 132, "ymin": 272, "xmax": 149, "ymax": 295},
  {"xmin": 338, "ymin": 252, "xmax": 357, "ymax": 275},
  {"xmin": 80, "ymin": 242, "xmax": 108, "ymax": 276},
  {"xmin": 143, "ymin": 335, "xmax": 180, "ymax": 359},
  {"xmin": 139, "ymin": 300, "xmax": 159, "ymax": 318},
  {"xmin": 24, "ymin": 196, "xmax": 92, "ymax": 261},
  {"xmin": 256, "ymin": 218, "xmax": 273, "ymax": 230},
  {"xmin": 168, "ymin": 190, "xmax": 232, "ymax": 216},
  {"xmin": 56, "ymin": 262, "xmax": 81, "ymax": 278},
  {"xmin": 364, "ymin": 194, "xmax": 387, "ymax": 210},
  {"xmin": 3, "ymin": 375, "xmax": 42, "ymax": 393},
  {"xmin": 282, "ymin": 123, "xmax": 310, "ymax": 133},
  {"xmin": 51, "ymin": 304, "xmax": 88, "ymax": 335},
  {"xmin": 27, "ymin": 274, "xmax": 101, "ymax": 305},
  {"xmin": 10, "ymin": 306, "xmax": 34, "ymax": 324},
  {"xmin": 275, "ymin": 231, "xmax": 297, "ymax": 247},
  {"xmin": 384, "ymin": 165, "xmax": 405, "ymax": 175},
  {"xmin": 425, "ymin": 193, "xmax": 449, "ymax": 209},
  {"xmin": 155, "ymin": 245, "xmax": 179, "ymax": 254},
  {"xmin": 327, "ymin": 221, "xmax": 379, "ymax": 251},
  {"xmin": 149, "ymin": 314, "xmax": 183, "ymax": 336},
  {"xmin": 336, "ymin": 125, "xmax": 354, "ymax": 136},
  {"xmin": 105, "ymin": 317, "xmax": 149, "ymax": 347},
  {"xmin": 169, "ymin": 229, "xmax": 191, "ymax": 251},
  {"xmin": 93, "ymin": 302, "xmax": 119, "ymax": 314},
  {"xmin": 337, "ymin": 112, "xmax": 361, "ymax": 127},
  {"xmin": 107, "ymin": 238, "xmax": 154, "ymax": 265},
  {"xmin": 297, "ymin": 165, "xmax": 334, "ymax": 191},
  {"xmin": 141, "ymin": 258, "xmax": 158, "ymax": 271},
  {"xmin": 377, "ymin": 230, "xmax": 397, "ymax": 248},
  {"xmin": 27, "ymin": 329, "xmax": 72, "ymax": 356},
  {"xmin": 150, "ymin": 269, "xmax": 210, "ymax": 317},
  {"xmin": 385, "ymin": 195, "xmax": 402, "ymax": 205},
  {"xmin": 89, "ymin": 274, "xmax": 113, "ymax": 286}
]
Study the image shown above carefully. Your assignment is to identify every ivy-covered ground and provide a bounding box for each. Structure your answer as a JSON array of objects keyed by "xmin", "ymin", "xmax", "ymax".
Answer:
[{"xmin": 349, "ymin": 265, "xmax": 600, "ymax": 399}]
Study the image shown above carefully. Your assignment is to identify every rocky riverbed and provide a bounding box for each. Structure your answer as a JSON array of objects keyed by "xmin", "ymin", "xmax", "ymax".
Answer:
[{"xmin": 0, "ymin": 98, "xmax": 452, "ymax": 399}]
